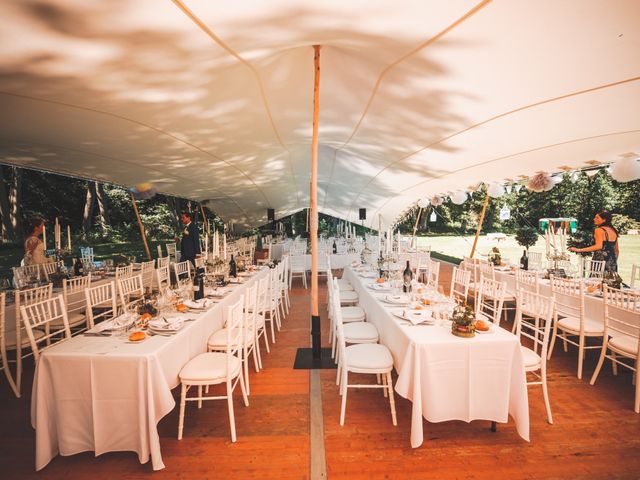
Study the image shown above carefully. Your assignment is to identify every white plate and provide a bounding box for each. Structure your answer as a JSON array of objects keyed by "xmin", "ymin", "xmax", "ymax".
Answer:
[
  {"xmin": 475, "ymin": 324, "xmax": 494, "ymax": 334},
  {"xmin": 368, "ymin": 283, "xmax": 391, "ymax": 291},
  {"xmin": 382, "ymin": 294, "xmax": 411, "ymax": 305}
]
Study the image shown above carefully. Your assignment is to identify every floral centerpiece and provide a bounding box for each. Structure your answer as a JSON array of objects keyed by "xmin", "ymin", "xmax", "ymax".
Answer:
[
  {"xmin": 451, "ymin": 304, "xmax": 476, "ymax": 338},
  {"xmin": 487, "ymin": 247, "xmax": 502, "ymax": 266}
]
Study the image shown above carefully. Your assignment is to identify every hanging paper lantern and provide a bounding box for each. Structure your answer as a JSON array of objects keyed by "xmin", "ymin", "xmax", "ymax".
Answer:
[
  {"xmin": 487, "ymin": 182, "xmax": 505, "ymax": 198},
  {"xmin": 429, "ymin": 210, "xmax": 437, "ymax": 222},
  {"xmin": 417, "ymin": 198, "xmax": 429, "ymax": 208},
  {"xmin": 586, "ymin": 169, "xmax": 600, "ymax": 178},
  {"xmin": 514, "ymin": 184, "xmax": 523, "ymax": 193},
  {"xmin": 610, "ymin": 157, "xmax": 640, "ymax": 182},
  {"xmin": 430, "ymin": 196, "xmax": 443, "ymax": 206},
  {"xmin": 499, "ymin": 206, "xmax": 511, "ymax": 220},
  {"xmin": 451, "ymin": 191, "xmax": 467, "ymax": 205},
  {"xmin": 526, "ymin": 173, "xmax": 554, "ymax": 192},
  {"xmin": 570, "ymin": 171, "xmax": 580, "ymax": 182},
  {"xmin": 130, "ymin": 182, "xmax": 157, "ymax": 200},
  {"xmin": 545, "ymin": 175, "xmax": 562, "ymax": 191}
]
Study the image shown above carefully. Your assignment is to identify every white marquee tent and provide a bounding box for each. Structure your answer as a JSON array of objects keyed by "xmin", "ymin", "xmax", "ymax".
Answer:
[{"xmin": 0, "ymin": 0, "xmax": 639, "ymax": 229}]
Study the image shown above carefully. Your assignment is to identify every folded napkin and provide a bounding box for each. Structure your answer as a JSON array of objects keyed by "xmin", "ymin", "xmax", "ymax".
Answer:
[
  {"xmin": 148, "ymin": 317, "xmax": 184, "ymax": 331},
  {"xmin": 402, "ymin": 309, "xmax": 434, "ymax": 325},
  {"xmin": 92, "ymin": 314, "xmax": 135, "ymax": 332},
  {"xmin": 209, "ymin": 287, "xmax": 230, "ymax": 297},
  {"xmin": 184, "ymin": 299, "xmax": 213, "ymax": 309}
]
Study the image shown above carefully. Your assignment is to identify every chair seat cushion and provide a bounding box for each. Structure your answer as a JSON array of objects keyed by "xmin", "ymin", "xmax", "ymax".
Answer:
[
  {"xmin": 50, "ymin": 311, "xmax": 86, "ymax": 328},
  {"xmin": 609, "ymin": 334, "xmax": 639, "ymax": 356},
  {"xmin": 338, "ymin": 283, "xmax": 354, "ymax": 292},
  {"xmin": 341, "ymin": 306, "xmax": 366, "ymax": 322},
  {"xmin": 345, "ymin": 343, "xmax": 393, "ymax": 371},
  {"xmin": 340, "ymin": 291, "xmax": 359, "ymax": 303},
  {"xmin": 521, "ymin": 346, "xmax": 542, "ymax": 369},
  {"xmin": 5, "ymin": 328, "xmax": 45, "ymax": 349},
  {"xmin": 207, "ymin": 328, "xmax": 253, "ymax": 348},
  {"xmin": 179, "ymin": 352, "xmax": 242, "ymax": 382},
  {"xmin": 344, "ymin": 322, "xmax": 379, "ymax": 343},
  {"xmin": 557, "ymin": 316, "xmax": 604, "ymax": 335}
]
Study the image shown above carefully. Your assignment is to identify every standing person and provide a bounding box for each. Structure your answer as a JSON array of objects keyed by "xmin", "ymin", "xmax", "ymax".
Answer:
[
  {"xmin": 179, "ymin": 212, "xmax": 200, "ymax": 267},
  {"xmin": 568, "ymin": 210, "xmax": 619, "ymax": 273},
  {"xmin": 23, "ymin": 218, "xmax": 53, "ymax": 266}
]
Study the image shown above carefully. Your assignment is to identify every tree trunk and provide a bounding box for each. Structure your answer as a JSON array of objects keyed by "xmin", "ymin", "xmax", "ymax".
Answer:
[
  {"xmin": 0, "ymin": 166, "xmax": 16, "ymax": 242},
  {"xmin": 82, "ymin": 182, "xmax": 95, "ymax": 238},
  {"xmin": 9, "ymin": 167, "xmax": 23, "ymax": 241},
  {"xmin": 94, "ymin": 181, "xmax": 110, "ymax": 234}
]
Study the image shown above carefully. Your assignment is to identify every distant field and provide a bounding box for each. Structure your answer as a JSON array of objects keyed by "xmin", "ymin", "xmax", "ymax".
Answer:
[{"xmin": 415, "ymin": 234, "xmax": 639, "ymax": 285}]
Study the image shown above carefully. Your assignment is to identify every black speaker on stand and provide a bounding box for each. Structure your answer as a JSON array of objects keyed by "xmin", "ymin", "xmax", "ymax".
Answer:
[{"xmin": 359, "ymin": 208, "xmax": 366, "ymax": 220}]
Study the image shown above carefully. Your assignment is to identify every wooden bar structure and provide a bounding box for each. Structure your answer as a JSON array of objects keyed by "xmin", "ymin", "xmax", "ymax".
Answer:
[
  {"xmin": 130, "ymin": 192, "xmax": 152, "ymax": 260},
  {"xmin": 469, "ymin": 192, "xmax": 490, "ymax": 259}
]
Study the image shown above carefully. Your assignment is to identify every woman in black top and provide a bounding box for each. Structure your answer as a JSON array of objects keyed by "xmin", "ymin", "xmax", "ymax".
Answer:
[{"xmin": 568, "ymin": 210, "xmax": 619, "ymax": 272}]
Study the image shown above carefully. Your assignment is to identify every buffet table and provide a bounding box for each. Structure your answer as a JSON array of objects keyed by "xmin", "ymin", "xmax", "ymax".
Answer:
[
  {"xmin": 31, "ymin": 267, "xmax": 269, "ymax": 471},
  {"xmin": 343, "ymin": 267, "xmax": 530, "ymax": 448}
]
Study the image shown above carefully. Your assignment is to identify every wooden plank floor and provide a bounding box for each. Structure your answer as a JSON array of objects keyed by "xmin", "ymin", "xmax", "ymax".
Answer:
[{"xmin": 1, "ymin": 262, "xmax": 639, "ymax": 479}]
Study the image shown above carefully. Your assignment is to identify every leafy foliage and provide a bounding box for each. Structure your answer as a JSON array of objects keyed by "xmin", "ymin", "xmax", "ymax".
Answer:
[{"xmin": 515, "ymin": 226, "xmax": 539, "ymax": 250}]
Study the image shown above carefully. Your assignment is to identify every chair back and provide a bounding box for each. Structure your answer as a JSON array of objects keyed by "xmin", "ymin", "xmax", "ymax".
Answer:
[
  {"xmin": 118, "ymin": 274, "xmax": 144, "ymax": 310},
  {"xmin": 140, "ymin": 260, "xmax": 155, "ymax": 290},
  {"xmin": 20, "ymin": 295, "xmax": 71, "ymax": 361},
  {"xmin": 549, "ymin": 276, "xmax": 585, "ymax": 326},
  {"xmin": 602, "ymin": 286, "xmax": 640, "ymax": 344},
  {"xmin": 290, "ymin": 254, "xmax": 306, "ymax": 272},
  {"xmin": 155, "ymin": 265, "xmax": 170, "ymax": 294},
  {"xmin": 84, "ymin": 281, "xmax": 117, "ymax": 328},
  {"xmin": 166, "ymin": 243, "xmax": 177, "ymax": 257},
  {"xmin": 157, "ymin": 256, "xmax": 170, "ymax": 269},
  {"xmin": 63, "ymin": 273, "xmax": 92, "ymax": 320},
  {"xmin": 475, "ymin": 276, "xmax": 507, "ymax": 325},
  {"xmin": 515, "ymin": 269, "xmax": 540, "ymax": 294},
  {"xmin": 41, "ymin": 261, "xmax": 63, "ymax": 282},
  {"xmin": 174, "ymin": 261, "xmax": 191, "ymax": 283},
  {"xmin": 515, "ymin": 289, "xmax": 555, "ymax": 359},
  {"xmin": 12, "ymin": 265, "xmax": 42, "ymax": 289},
  {"xmin": 225, "ymin": 296, "xmax": 245, "ymax": 363},
  {"xmin": 479, "ymin": 261, "xmax": 495, "ymax": 281},
  {"xmin": 15, "ymin": 283, "xmax": 54, "ymax": 325},
  {"xmin": 581, "ymin": 258, "xmax": 606, "ymax": 279},
  {"xmin": 426, "ymin": 260, "xmax": 440, "ymax": 289},
  {"xmin": 449, "ymin": 267, "xmax": 471, "ymax": 304},
  {"xmin": 115, "ymin": 264, "xmax": 134, "ymax": 281},
  {"xmin": 256, "ymin": 276, "xmax": 269, "ymax": 315},
  {"xmin": 528, "ymin": 251, "xmax": 543, "ymax": 269},
  {"xmin": 244, "ymin": 283, "xmax": 258, "ymax": 339}
]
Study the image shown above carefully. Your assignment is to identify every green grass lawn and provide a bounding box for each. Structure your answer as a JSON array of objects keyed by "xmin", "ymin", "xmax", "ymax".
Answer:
[{"xmin": 415, "ymin": 234, "xmax": 639, "ymax": 285}]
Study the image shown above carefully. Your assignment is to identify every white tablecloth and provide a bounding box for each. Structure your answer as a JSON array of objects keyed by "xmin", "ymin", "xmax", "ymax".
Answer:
[
  {"xmin": 305, "ymin": 253, "xmax": 361, "ymax": 269},
  {"xmin": 31, "ymin": 268, "xmax": 269, "ymax": 471},
  {"xmin": 344, "ymin": 267, "xmax": 530, "ymax": 448}
]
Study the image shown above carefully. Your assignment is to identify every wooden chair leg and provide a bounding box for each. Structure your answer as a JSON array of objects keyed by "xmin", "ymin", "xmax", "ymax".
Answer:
[
  {"xmin": 387, "ymin": 372, "xmax": 397, "ymax": 426},
  {"xmin": 178, "ymin": 383, "xmax": 187, "ymax": 440}
]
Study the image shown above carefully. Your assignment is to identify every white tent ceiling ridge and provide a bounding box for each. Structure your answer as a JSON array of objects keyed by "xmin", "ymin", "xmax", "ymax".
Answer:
[
  {"xmin": 375, "ymin": 128, "xmax": 640, "ymax": 225},
  {"xmin": 0, "ymin": 90, "xmax": 272, "ymax": 211},
  {"xmin": 344, "ymin": 76, "xmax": 640, "ymax": 222},
  {"xmin": 171, "ymin": 0, "xmax": 301, "ymax": 209},
  {"xmin": 320, "ymin": 0, "xmax": 492, "ymax": 209}
]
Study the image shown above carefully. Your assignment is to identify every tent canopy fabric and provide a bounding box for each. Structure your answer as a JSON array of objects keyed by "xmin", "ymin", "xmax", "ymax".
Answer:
[{"xmin": 0, "ymin": 0, "xmax": 638, "ymax": 230}]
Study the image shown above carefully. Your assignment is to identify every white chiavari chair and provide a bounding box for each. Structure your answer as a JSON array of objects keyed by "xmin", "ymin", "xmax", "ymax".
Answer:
[
  {"xmin": 173, "ymin": 260, "xmax": 191, "ymax": 285},
  {"xmin": 139, "ymin": 259, "xmax": 155, "ymax": 293},
  {"xmin": 156, "ymin": 256, "xmax": 170, "ymax": 269},
  {"xmin": 581, "ymin": 258, "xmax": 606, "ymax": 280},
  {"xmin": 1, "ymin": 293, "xmax": 20, "ymax": 397},
  {"xmin": 548, "ymin": 277, "xmax": 604, "ymax": 379},
  {"xmin": 254, "ymin": 276, "xmax": 271, "ymax": 353},
  {"xmin": 40, "ymin": 261, "xmax": 63, "ymax": 282},
  {"xmin": 514, "ymin": 289, "xmax": 555, "ymax": 424},
  {"xmin": 509, "ymin": 270, "xmax": 541, "ymax": 333},
  {"xmin": 449, "ymin": 267, "xmax": 471, "ymax": 304},
  {"xmin": 426, "ymin": 259, "xmax": 440, "ymax": 289},
  {"xmin": 155, "ymin": 265, "xmax": 171, "ymax": 294},
  {"xmin": 165, "ymin": 243, "xmax": 177, "ymax": 262},
  {"xmin": 12, "ymin": 264, "xmax": 42, "ymax": 289},
  {"xmin": 268, "ymin": 266, "xmax": 283, "ymax": 332},
  {"xmin": 528, "ymin": 251, "xmax": 543, "ymax": 270},
  {"xmin": 20, "ymin": 294, "xmax": 72, "ymax": 362},
  {"xmin": 9, "ymin": 284, "xmax": 53, "ymax": 396},
  {"xmin": 118, "ymin": 274, "xmax": 144, "ymax": 311},
  {"xmin": 475, "ymin": 276, "xmax": 507, "ymax": 326},
  {"xmin": 178, "ymin": 296, "xmax": 249, "ymax": 441},
  {"xmin": 115, "ymin": 264, "xmax": 134, "ymax": 281},
  {"xmin": 289, "ymin": 254, "xmax": 307, "ymax": 289},
  {"xmin": 462, "ymin": 257, "xmax": 480, "ymax": 300},
  {"xmin": 208, "ymin": 286, "xmax": 261, "ymax": 396},
  {"xmin": 59, "ymin": 274, "xmax": 92, "ymax": 334},
  {"xmin": 279, "ymin": 255, "xmax": 291, "ymax": 314},
  {"xmin": 84, "ymin": 281, "xmax": 118, "ymax": 329},
  {"xmin": 590, "ymin": 286, "xmax": 640, "ymax": 413},
  {"xmin": 631, "ymin": 264, "xmax": 640, "ymax": 289},
  {"xmin": 333, "ymin": 285, "xmax": 396, "ymax": 427}
]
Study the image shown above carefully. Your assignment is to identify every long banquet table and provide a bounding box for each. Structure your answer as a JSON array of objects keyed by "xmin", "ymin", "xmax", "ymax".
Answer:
[
  {"xmin": 31, "ymin": 267, "xmax": 270, "ymax": 471},
  {"xmin": 343, "ymin": 267, "xmax": 530, "ymax": 448}
]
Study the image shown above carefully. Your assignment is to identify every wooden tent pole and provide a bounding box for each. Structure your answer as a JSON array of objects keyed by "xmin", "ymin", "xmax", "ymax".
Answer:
[
  {"xmin": 411, "ymin": 207, "xmax": 423, "ymax": 249},
  {"xmin": 470, "ymin": 192, "xmax": 490, "ymax": 259},
  {"xmin": 130, "ymin": 192, "xmax": 152, "ymax": 260},
  {"xmin": 200, "ymin": 204, "xmax": 208, "ymax": 232},
  {"xmin": 310, "ymin": 45, "xmax": 322, "ymax": 359}
]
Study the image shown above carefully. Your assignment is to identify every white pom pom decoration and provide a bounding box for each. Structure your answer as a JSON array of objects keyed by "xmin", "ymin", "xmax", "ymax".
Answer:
[
  {"xmin": 526, "ymin": 173, "xmax": 554, "ymax": 192},
  {"xmin": 610, "ymin": 157, "xmax": 640, "ymax": 182},
  {"xmin": 417, "ymin": 198, "xmax": 429, "ymax": 208},
  {"xmin": 487, "ymin": 182, "xmax": 505, "ymax": 198},
  {"xmin": 451, "ymin": 191, "xmax": 468, "ymax": 205},
  {"xmin": 430, "ymin": 196, "xmax": 443, "ymax": 206}
]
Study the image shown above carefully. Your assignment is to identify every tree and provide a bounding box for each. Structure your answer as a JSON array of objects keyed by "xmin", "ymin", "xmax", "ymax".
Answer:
[
  {"xmin": 0, "ymin": 165, "xmax": 16, "ymax": 242},
  {"xmin": 95, "ymin": 181, "xmax": 110, "ymax": 234},
  {"xmin": 515, "ymin": 226, "xmax": 539, "ymax": 252},
  {"xmin": 81, "ymin": 182, "xmax": 95, "ymax": 239}
]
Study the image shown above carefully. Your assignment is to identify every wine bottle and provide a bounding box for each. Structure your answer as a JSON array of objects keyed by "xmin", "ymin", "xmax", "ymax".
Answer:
[
  {"xmin": 403, "ymin": 260, "xmax": 413, "ymax": 293},
  {"xmin": 332, "ymin": 240, "xmax": 337, "ymax": 254},
  {"xmin": 229, "ymin": 254, "xmax": 237, "ymax": 278},
  {"xmin": 520, "ymin": 250, "xmax": 528, "ymax": 271}
]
